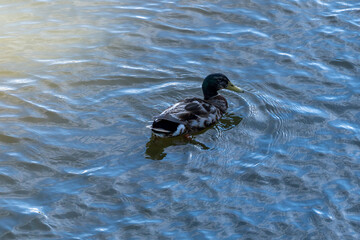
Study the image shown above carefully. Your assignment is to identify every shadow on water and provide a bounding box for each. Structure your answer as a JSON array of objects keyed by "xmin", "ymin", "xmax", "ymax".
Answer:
[
  {"xmin": 216, "ymin": 112, "xmax": 243, "ymax": 131},
  {"xmin": 145, "ymin": 135, "xmax": 208, "ymax": 160},
  {"xmin": 145, "ymin": 113, "xmax": 243, "ymax": 160}
]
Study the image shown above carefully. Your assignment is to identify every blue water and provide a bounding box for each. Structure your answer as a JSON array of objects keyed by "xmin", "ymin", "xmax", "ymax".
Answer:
[{"xmin": 0, "ymin": 0, "xmax": 359, "ymax": 239}]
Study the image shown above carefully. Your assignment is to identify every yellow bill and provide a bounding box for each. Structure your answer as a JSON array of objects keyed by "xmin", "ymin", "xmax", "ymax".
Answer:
[{"xmin": 226, "ymin": 81, "xmax": 244, "ymax": 93}]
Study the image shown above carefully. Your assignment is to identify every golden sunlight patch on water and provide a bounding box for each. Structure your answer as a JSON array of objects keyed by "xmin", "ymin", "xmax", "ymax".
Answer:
[{"xmin": 0, "ymin": 1, "xmax": 109, "ymax": 74}]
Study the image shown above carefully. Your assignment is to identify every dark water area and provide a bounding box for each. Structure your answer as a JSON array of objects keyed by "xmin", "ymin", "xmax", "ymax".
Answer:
[{"xmin": 1, "ymin": 0, "xmax": 360, "ymax": 239}]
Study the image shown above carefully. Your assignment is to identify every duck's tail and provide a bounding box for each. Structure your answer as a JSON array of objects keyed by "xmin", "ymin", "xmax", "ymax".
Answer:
[{"xmin": 151, "ymin": 118, "xmax": 186, "ymax": 137}]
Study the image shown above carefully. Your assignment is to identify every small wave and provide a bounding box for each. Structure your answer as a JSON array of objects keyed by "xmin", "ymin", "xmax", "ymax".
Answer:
[
  {"xmin": 35, "ymin": 59, "xmax": 90, "ymax": 65},
  {"xmin": 0, "ymin": 134, "xmax": 20, "ymax": 144},
  {"xmin": 328, "ymin": 59, "xmax": 356, "ymax": 70}
]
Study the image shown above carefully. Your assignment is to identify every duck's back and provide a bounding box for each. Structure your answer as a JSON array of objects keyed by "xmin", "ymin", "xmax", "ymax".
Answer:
[{"xmin": 151, "ymin": 97, "xmax": 224, "ymax": 137}]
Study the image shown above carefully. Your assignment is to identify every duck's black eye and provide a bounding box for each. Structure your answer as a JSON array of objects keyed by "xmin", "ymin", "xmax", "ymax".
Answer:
[{"xmin": 218, "ymin": 78, "xmax": 229, "ymax": 89}]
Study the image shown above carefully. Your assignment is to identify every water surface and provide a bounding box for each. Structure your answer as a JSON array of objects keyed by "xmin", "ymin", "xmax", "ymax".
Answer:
[{"xmin": 0, "ymin": 0, "xmax": 360, "ymax": 239}]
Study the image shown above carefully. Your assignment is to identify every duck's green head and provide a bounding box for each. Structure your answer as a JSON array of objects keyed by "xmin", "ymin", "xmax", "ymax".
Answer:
[{"xmin": 202, "ymin": 73, "xmax": 244, "ymax": 100}]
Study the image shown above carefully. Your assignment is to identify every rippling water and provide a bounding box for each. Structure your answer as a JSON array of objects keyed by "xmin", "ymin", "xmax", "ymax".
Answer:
[{"xmin": 1, "ymin": 0, "xmax": 360, "ymax": 239}]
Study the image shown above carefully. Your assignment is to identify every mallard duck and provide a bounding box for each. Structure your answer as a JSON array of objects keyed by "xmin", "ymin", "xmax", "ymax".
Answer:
[{"xmin": 150, "ymin": 73, "xmax": 244, "ymax": 137}]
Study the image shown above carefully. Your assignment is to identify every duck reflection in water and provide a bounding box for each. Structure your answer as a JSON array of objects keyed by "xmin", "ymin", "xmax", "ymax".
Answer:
[{"xmin": 146, "ymin": 113, "xmax": 242, "ymax": 160}]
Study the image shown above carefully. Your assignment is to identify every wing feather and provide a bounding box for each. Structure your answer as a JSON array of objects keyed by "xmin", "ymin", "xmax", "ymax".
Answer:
[{"xmin": 151, "ymin": 97, "xmax": 222, "ymax": 136}]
